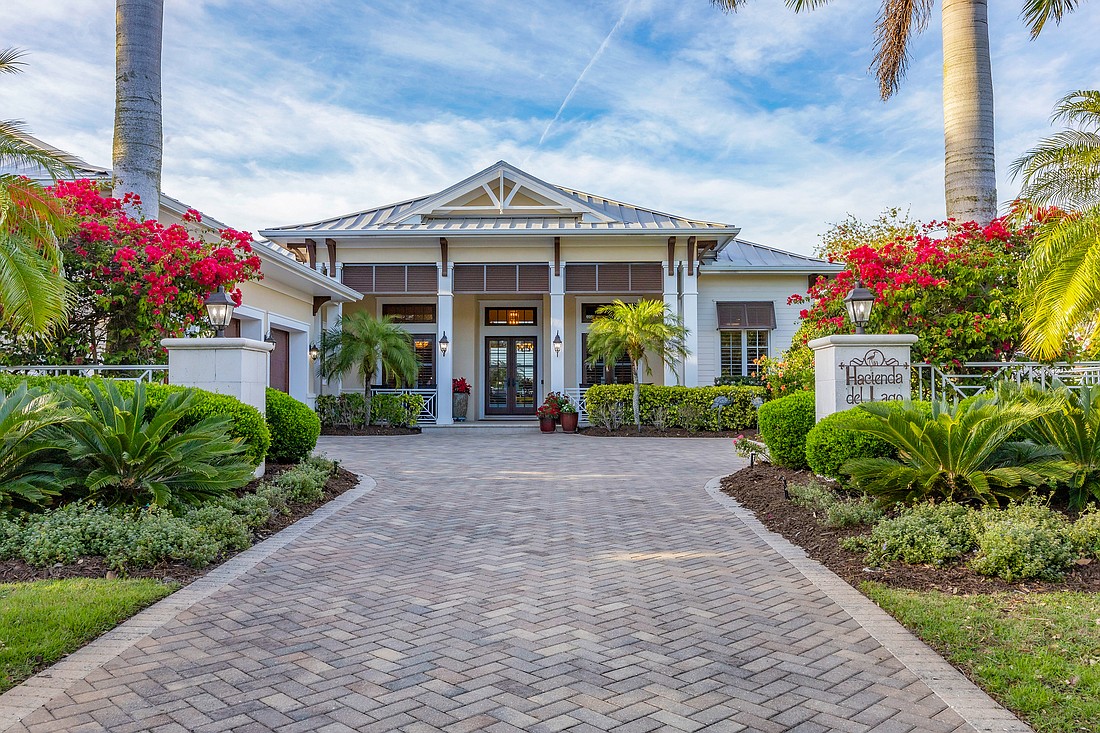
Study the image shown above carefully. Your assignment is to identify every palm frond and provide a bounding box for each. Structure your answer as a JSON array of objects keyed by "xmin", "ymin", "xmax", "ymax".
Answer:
[
  {"xmin": 0, "ymin": 231, "xmax": 70, "ymax": 335},
  {"xmin": 1021, "ymin": 0, "xmax": 1084, "ymax": 38},
  {"xmin": 871, "ymin": 0, "xmax": 933, "ymax": 100}
]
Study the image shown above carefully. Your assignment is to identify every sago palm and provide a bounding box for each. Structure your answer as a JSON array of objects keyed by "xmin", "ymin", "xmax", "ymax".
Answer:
[
  {"xmin": 1011, "ymin": 90, "xmax": 1100, "ymax": 359},
  {"xmin": 842, "ymin": 395, "xmax": 1069, "ymax": 506},
  {"xmin": 0, "ymin": 48, "xmax": 74, "ymax": 335},
  {"xmin": 585, "ymin": 299, "xmax": 688, "ymax": 432},
  {"xmin": 320, "ymin": 311, "xmax": 418, "ymax": 425},
  {"xmin": 0, "ymin": 384, "xmax": 77, "ymax": 512},
  {"xmin": 711, "ymin": 0, "xmax": 1086, "ymax": 225}
]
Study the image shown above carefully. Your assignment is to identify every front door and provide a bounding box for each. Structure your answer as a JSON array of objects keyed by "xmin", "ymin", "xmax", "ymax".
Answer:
[{"xmin": 485, "ymin": 337, "xmax": 537, "ymax": 415}]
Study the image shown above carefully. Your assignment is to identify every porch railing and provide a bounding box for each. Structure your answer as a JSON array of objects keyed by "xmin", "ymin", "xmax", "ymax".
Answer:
[
  {"xmin": 365, "ymin": 387, "xmax": 438, "ymax": 425},
  {"xmin": 912, "ymin": 361, "xmax": 1100, "ymax": 402},
  {"xmin": 0, "ymin": 364, "xmax": 168, "ymax": 382},
  {"xmin": 564, "ymin": 387, "xmax": 590, "ymax": 424}
]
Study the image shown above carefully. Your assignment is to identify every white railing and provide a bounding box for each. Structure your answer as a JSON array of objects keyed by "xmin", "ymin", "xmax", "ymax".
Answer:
[
  {"xmin": 564, "ymin": 387, "xmax": 590, "ymax": 424},
  {"xmin": 912, "ymin": 361, "xmax": 1100, "ymax": 402},
  {"xmin": 0, "ymin": 364, "xmax": 168, "ymax": 382},
  {"xmin": 368, "ymin": 387, "xmax": 438, "ymax": 425}
]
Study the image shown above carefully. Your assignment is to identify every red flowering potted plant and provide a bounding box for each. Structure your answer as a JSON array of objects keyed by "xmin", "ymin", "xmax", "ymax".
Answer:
[
  {"xmin": 558, "ymin": 394, "xmax": 579, "ymax": 433},
  {"xmin": 452, "ymin": 377, "xmax": 471, "ymax": 422},
  {"xmin": 536, "ymin": 396, "xmax": 560, "ymax": 432}
]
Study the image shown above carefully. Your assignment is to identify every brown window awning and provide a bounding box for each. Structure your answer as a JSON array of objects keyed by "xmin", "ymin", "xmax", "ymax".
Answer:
[{"xmin": 716, "ymin": 301, "xmax": 776, "ymax": 330}]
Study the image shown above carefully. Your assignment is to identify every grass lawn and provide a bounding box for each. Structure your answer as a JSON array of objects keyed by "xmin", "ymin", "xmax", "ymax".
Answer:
[
  {"xmin": 863, "ymin": 583, "xmax": 1100, "ymax": 733},
  {"xmin": 0, "ymin": 578, "xmax": 176, "ymax": 692}
]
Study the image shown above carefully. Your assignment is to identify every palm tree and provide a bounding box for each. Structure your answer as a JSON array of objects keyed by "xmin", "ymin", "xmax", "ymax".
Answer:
[
  {"xmin": 113, "ymin": 0, "xmax": 164, "ymax": 220},
  {"xmin": 1011, "ymin": 90, "xmax": 1100, "ymax": 359},
  {"xmin": 711, "ymin": 0, "xmax": 1086, "ymax": 226},
  {"xmin": 585, "ymin": 299, "xmax": 688, "ymax": 432},
  {"xmin": 0, "ymin": 49, "xmax": 73, "ymax": 336},
  {"xmin": 319, "ymin": 312, "xmax": 418, "ymax": 425}
]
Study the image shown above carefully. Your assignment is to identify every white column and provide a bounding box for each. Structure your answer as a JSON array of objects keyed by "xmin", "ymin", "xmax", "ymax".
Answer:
[
  {"xmin": 682, "ymin": 270, "xmax": 699, "ymax": 387},
  {"xmin": 663, "ymin": 265, "xmax": 680, "ymax": 386},
  {"xmin": 436, "ymin": 263, "xmax": 454, "ymax": 425},
  {"xmin": 323, "ymin": 302, "xmax": 343, "ymax": 395},
  {"xmin": 550, "ymin": 260, "xmax": 565, "ymax": 394}
]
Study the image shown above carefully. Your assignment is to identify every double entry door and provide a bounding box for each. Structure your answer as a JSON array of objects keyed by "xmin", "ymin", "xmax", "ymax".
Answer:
[{"xmin": 486, "ymin": 337, "xmax": 537, "ymax": 415}]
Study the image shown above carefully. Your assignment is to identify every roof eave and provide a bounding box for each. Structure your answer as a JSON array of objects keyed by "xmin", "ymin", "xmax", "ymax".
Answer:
[{"xmin": 259, "ymin": 227, "xmax": 744, "ymax": 240}]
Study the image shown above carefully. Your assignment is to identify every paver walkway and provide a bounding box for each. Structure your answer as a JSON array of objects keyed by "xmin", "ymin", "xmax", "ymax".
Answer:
[{"xmin": 1, "ymin": 433, "xmax": 1028, "ymax": 733}]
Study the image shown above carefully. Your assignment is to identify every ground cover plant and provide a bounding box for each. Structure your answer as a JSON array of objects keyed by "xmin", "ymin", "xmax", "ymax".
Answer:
[{"xmin": 0, "ymin": 578, "xmax": 175, "ymax": 693}]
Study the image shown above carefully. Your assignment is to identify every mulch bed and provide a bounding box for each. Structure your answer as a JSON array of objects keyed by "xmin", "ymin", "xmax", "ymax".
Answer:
[
  {"xmin": 0, "ymin": 465, "xmax": 360, "ymax": 586},
  {"xmin": 581, "ymin": 427, "xmax": 757, "ymax": 439},
  {"xmin": 721, "ymin": 464, "xmax": 1100, "ymax": 594},
  {"xmin": 322, "ymin": 426, "xmax": 420, "ymax": 436}
]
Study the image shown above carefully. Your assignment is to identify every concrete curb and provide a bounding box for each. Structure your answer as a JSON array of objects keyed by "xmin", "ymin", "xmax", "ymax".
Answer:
[
  {"xmin": 704, "ymin": 475, "xmax": 1034, "ymax": 733},
  {"xmin": 0, "ymin": 473, "xmax": 377, "ymax": 732}
]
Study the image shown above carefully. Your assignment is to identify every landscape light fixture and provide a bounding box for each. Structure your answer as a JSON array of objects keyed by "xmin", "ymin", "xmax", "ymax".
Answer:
[
  {"xmin": 843, "ymin": 280, "xmax": 875, "ymax": 335},
  {"xmin": 204, "ymin": 285, "xmax": 235, "ymax": 337},
  {"xmin": 439, "ymin": 331, "xmax": 449, "ymax": 356},
  {"xmin": 553, "ymin": 331, "xmax": 563, "ymax": 355}
]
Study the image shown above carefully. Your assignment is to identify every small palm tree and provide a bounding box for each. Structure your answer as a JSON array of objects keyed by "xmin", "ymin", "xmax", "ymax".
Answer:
[
  {"xmin": 320, "ymin": 311, "xmax": 418, "ymax": 425},
  {"xmin": 1011, "ymin": 90, "xmax": 1100, "ymax": 359},
  {"xmin": 585, "ymin": 299, "xmax": 688, "ymax": 432},
  {"xmin": 0, "ymin": 383, "xmax": 76, "ymax": 512},
  {"xmin": 0, "ymin": 48, "xmax": 74, "ymax": 335}
]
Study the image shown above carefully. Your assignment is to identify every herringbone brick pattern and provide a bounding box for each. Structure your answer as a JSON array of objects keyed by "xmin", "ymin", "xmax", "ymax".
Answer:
[{"xmin": 6, "ymin": 434, "xmax": 989, "ymax": 732}]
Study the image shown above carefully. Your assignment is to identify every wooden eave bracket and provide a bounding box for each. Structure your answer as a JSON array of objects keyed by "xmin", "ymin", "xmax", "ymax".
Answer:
[
  {"xmin": 305, "ymin": 238, "xmax": 318, "ymax": 269},
  {"xmin": 687, "ymin": 236, "xmax": 697, "ymax": 277},
  {"xmin": 325, "ymin": 238, "xmax": 337, "ymax": 276},
  {"xmin": 667, "ymin": 236, "xmax": 676, "ymax": 276},
  {"xmin": 554, "ymin": 237, "xmax": 561, "ymax": 277},
  {"xmin": 440, "ymin": 237, "xmax": 449, "ymax": 276},
  {"xmin": 313, "ymin": 296, "xmax": 331, "ymax": 316}
]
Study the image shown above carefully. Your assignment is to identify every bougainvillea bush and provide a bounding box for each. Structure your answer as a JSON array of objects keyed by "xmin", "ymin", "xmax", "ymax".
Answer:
[
  {"xmin": 1, "ymin": 180, "xmax": 262, "ymax": 365},
  {"xmin": 758, "ymin": 211, "xmax": 1033, "ymax": 395}
]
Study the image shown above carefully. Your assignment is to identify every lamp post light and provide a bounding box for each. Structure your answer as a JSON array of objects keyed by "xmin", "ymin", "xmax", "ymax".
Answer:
[
  {"xmin": 553, "ymin": 331, "xmax": 562, "ymax": 356},
  {"xmin": 439, "ymin": 331, "xmax": 449, "ymax": 356},
  {"xmin": 204, "ymin": 285, "xmax": 235, "ymax": 338},
  {"xmin": 843, "ymin": 280, "xmax": 875, "ymax": 335}
]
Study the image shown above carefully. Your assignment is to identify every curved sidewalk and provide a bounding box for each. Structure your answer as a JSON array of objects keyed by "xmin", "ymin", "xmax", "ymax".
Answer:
[{"xmin": 0, "ymin": 433, "xmax": 1029, "ymax": 733}]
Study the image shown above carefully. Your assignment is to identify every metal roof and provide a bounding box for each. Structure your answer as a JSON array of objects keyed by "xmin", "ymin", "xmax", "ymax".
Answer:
[
  {"xmin": 701, "ymin": 239, "xmax": 842, "ymax": 274},
  {"xmin": 261, "ymin": 161, "xmax": 739, "ymax": 238}
]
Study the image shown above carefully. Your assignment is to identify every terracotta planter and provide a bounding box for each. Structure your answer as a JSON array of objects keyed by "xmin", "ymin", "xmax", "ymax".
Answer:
[
  {"xmin": 560, "ymin": 412, "xmax": 579, "ymax": 433},
  {"xmin": 539, "ymin": 417, "xmax": 556, "ymax": 433},
  {"xmin": 452, "ymin": 392, "xmax": 469, "ymax": 422}
]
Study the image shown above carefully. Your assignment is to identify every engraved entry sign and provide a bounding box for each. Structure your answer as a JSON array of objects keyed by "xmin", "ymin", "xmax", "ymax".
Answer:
[{"xmin": 839, "ymin": 348, "xmax": 910, "ymax": 405}]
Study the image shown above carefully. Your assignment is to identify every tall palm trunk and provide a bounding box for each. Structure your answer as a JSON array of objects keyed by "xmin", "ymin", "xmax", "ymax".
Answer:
[
  {"xmin": 942, "ymin": 0, "xmax": 997, "ymax": 225},
  {"xmin": 363, "ymin": 370, "xmax": 374, "ymax": 427},
  {"xmin": 632, "ymin": 361, "xmax": 641, "ymax": 433},
  {"xmin": 113, "ymin": 0, "xmax": 163, "ymax": 220}
]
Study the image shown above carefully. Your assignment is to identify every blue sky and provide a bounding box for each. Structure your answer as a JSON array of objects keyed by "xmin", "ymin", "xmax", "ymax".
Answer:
[{"xmin": 3, "ymin": 0, "xmax": 1099, "ymax": 254}]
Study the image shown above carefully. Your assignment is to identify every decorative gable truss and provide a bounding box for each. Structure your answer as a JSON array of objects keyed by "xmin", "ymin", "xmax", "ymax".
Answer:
[{"xmin": 391, "ymin": 162, "xmax": 616, "ymax": 224}]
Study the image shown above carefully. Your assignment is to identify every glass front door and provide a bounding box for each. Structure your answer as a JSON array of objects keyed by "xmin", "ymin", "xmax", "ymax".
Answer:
[{"xmin": 485, "ymin": 337, "xmax": 538, "ymax": 415}]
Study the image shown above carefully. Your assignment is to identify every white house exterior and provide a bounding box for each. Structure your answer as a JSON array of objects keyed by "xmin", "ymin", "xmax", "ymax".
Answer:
[{"xmin": 260, "ymin": 161, "xmax": 840, "ymax": 423}]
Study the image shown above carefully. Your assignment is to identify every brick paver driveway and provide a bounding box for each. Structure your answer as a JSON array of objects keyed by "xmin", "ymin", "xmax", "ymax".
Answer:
[{"xmin": 2, "ymin": 433, "xmax": 1026, "ymax": 733}]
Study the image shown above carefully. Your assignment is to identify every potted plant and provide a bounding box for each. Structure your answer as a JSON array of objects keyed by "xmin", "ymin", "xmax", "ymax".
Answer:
[
  {"xmin": 536, "ymin": 398, "xmax": 559, "ymax": 432},
  {"xmin": 559, "ymin": 395, "xmax": 579, "ymax": 433},
  {"xmin": 452, "ymin": 377, "xmax": 471, "ymax": 422}
]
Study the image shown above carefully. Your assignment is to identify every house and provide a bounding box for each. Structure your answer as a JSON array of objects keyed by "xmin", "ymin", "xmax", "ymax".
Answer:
[
  {"xmin": 4, "ymin": 137, "xmax": 360, "ymax": 406},
  {"xmin": 260, "ymin": 161, "xmax": 840, "ymax": 423}
]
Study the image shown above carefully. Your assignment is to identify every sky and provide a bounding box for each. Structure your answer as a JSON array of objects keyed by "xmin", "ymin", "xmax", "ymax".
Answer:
[{"xmin": 2, "ymin": 0, "xmax": 1099, "ymax": 255}]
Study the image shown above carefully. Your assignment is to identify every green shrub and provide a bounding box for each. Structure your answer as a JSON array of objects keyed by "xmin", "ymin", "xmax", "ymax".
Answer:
[
  {"xmin": 860, "ymin": 502, "xmax": 977, "ymax": 567},
  {"xmin": 266, "ymin": 389, "xmax": 320, "ymax": 463},
  {"xmin": 757, "ymin": 390, "xmax": 815, "ymax": 468},
  {"xmin": 1069, "ymin": 509, "xmax": 1100, "ymax": 560},
  {"xmin": 0, "ymin": 517, "xmax": 22, "ymax": 558},
  {"xmin": 787, "ymin": 480, "xmax": 835, "ymax": 512},
  {"xmin": 215, "ymin": 493, "xmax": 272, "ymax": 529},
  {"xmin": 183, "ymin": 505, "xmax": 251, "ymax": 554},
  {"xmin": 969, "ymin": 502, "xmax": 1077, "ymax": 581},
  {"xmin": 272, "ymin": 457, "xmax": 334, "ymax": 504},
  {"xmin": 805, "ymin": 407, "xmax": 897, "ymax": 481},
  {"xmin": 315, "ymin": 392, "xmax": 424, "ymax": 429},
  {"xmin": 114, "ymin": 508, "xmax": 215, "ymax": 569},
  {"xmin": 584, "ymin": 384, "xmax": 766, "ymax": 431},
  {"xmin": 371, "ymin": 393, "xmax": 424, "ymax": 427},
  {"xmin": 787, "ymin": 479, "xmax": 883, "ymax": 528}
]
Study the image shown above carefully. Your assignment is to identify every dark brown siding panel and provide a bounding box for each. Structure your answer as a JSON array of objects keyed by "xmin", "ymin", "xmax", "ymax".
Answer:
[
  {"xmin": 717, "ymin": 301, "xmax": 776, "ymax": 329},
  {"xmin": 406, "ymin": 265, "xmax": 438, "ymax": 292},
  {"xmin": 518, "ymin": 264, "xmax": 549, "ymax": 292},
  {"xmin": 629, "ymin": 263, "xmax": 663, "ymax": 292},
  {"xmin": 566, "ymin": 264, "xmax": 597, "ymax": 292},
  {"xmin": 746, "ymin": 302, "xmax": 777, "ymax": 329},
  {"xmin": 485, "ymin": 265, "xmax": 518, "ymax": 292},
  {"xmin": 597, "ymin": 263, "xmax": 630, "ymax": 291},
  {"xmin": 454, "ymin": 265, "xmax": 484, "ymax": 292},
  {"xmin": 374, "ymin": 265, "xmax": 406, "ymax": 292},
  {"xmin": 342, "ymin": 265, "xmax": 374, "ymax": 293}
]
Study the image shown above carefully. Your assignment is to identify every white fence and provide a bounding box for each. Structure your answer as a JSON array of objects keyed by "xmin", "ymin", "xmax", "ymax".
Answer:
[
  {"xmin": 912, "ymin": 361, "xmax": 1100, "ymax": 401},
  {"xmin": 564, "ymin": 387, "xmax": 590, "ymax": 424},
  {"xmin": 0, "ymin": 364, "xmax": 168, "ymax": 382}
]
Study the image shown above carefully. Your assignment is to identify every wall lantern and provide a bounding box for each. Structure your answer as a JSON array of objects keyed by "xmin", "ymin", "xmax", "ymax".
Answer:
[
  {"xmin": 264, "ymin": 332, "xmax": 277, "ymax": 348},
  {"xmin": 204, "ymin": 285, "xmax": 235, "ymax": 337},
  {"xmin": 553, "ymin": 331, "xmax": 563, "ymax": 356},
  {"xmin": 843, "ymin": 280, "xmax": 875, "ymax": 335},
  {"xmin": 439, "ymin": 331, "xmax": 449, "ymax": 356},
  {"xmin": 308, "ymin": 344, "xmax": 320, "ymax": 360}
]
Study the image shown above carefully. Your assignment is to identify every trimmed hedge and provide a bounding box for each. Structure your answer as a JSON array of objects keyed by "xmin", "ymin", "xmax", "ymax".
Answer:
[
  {"xmin": 315, "ymin": 392, "xmax": 425, "ymax": 429},
  {"xmin": 0, "ymin": 374, "xmax": 270, "ymax": 466},
  {"xmin": 583, "ymin": 384, "xmax": 766, "ymax": 431},
  {"xmin": 266, "ymin": 389, "xmax": 320, "ymax": 463},
  {"xmin": 757, "ymin": 390, "xmax": 815, "ymax": 468},
  {"xmin": 805, "ymin": 407, "xmax": 897, "ymax": 481}
]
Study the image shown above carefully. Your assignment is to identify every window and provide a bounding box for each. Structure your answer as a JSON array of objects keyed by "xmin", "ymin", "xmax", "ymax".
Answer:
[
  {"xmin": 721, "ymin": 330, "xmax": 769, "ymax": 377},
  {"xmin": 382, "ymin": 303, "xmax": 436, "ymax": 323},
  {"xmin": 485, "ymin": 308, "xmax": 537, "ymax": 326},
  {"xmin": 384, "ymin": 335, "xmax": 435, "ymax": 388},
  {"xmin": 581, "ymin": 303, "xmax": 611, "ymax": 323},
  {"xmin": 581, "ymin": 333, "xmax": 632, "ymax": 385}
]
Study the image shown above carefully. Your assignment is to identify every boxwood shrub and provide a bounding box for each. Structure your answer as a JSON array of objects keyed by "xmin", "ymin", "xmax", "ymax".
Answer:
[
  {"xmin": 0, "ymin": 374, "xmax": 270, "ymax": 466},
  {"xmin": 266, "ymin": 388, "xmax": 320, "ymax": 463},
  {"xmin": 756, "ymin": 390, "xmax": 815, "ymax": 468},
  {"xmin": 315, "ymin": 392, "xmax": 426, "ymax": 429},
  {"xmin": 805, "ymin": 406, "xmax": 897, "ymax": 481},
  {"xmin": 583, "ymin": 384, "xmax": 766, "ymax": 431}
]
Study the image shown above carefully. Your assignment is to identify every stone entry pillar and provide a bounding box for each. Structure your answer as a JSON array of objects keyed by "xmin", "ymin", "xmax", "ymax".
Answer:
[{"xmin": 808, "ymin": 334, "xmax": 918, "ymax": 422}]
